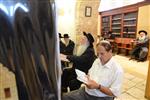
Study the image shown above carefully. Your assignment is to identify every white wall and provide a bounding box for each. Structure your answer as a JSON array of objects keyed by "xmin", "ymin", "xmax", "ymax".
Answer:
[
  {"xmin": 56, "ymin": 0, "xmax": 76, "ymax": 42},
  {"xmin": 98, "ymin": 0, "xmax": 144, "ymax": 12}
]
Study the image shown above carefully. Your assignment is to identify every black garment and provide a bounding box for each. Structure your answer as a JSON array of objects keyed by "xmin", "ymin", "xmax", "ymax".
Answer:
[
  {"xmin": 62, "ymin": 46, "xmax": 96, "ymax": 91},
  {"xmin": 60, "ymin": 40, "xmax": 66, "ymax": 54},
  {"xmin": 60, "ymin": 40, "xmax": 66, "ymax": 69},
  {"xmin": 61, "ymin": 40, "xmax": 75, "ymax": 68},
  {"xmin": 0, "ymin": 0, "xmax": 61, "ymax": 99},
  {"xmin": 130, "ymin": 45, "xmax": 141, "ymax": 59},
  {"xmin": 63, "ymin": 40, "xmax": 75, "ymax": 55},
  {"xmin": 130, "ymin": 36, "xmax": 149, "ymax": 61}
]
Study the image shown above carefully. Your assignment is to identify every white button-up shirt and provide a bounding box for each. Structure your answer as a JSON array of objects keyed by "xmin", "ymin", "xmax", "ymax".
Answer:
[{"xmin": 85, "ymin": 57, "xmax": 124, "ymax": 97}]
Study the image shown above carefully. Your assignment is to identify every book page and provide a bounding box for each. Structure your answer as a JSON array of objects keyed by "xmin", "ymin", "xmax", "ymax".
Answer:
[{"xmin": 75, "ymin": 69, "xmax": 88, "ymax": 84}]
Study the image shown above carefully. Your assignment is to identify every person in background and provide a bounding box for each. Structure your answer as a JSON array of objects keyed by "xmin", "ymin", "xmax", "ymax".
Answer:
[
  {"xmin": 96, "ymin": 35, "xmax": 104, "ymax": 44},
  {"xmin": 129, "ymin": 30, "xmax": 149, "ymax": 61},
  {"xmin": 102, "ymin": 31, "xmax": 115, "ymax": 52},
  {"xmin": 62, "ymin": 33, "xmax": 75, "ymax": 68},
  {"xmin": 60, "ymin": 32, "xmax": 96, "ymax": 91},
  {"xmin": 59, "ymin": 33, "xmax": 65, "ymax": 53},
  {"xmin": 107, "ymin": 31, "xmax": 115, "ymax": 39},
  {"xmin": 63, "ymin": 40, "xmax": 124, "ymax": 100},
  {"xmin": 63, "ymin": 34, "xmax": 75, "ymax": 56},
  {"xmin": 101, "ymin": 31, "xmax": 108, "ymax": 40},
  {"xmin": 59, "ymin": 33, "xmax": 66, "ymax": 69},
  {"xmin": 103, "ymin": 31, "xmax": 115, "ymax": 40}
]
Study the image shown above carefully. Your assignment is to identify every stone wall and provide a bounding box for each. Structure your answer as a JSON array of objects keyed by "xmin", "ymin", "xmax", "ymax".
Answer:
[
  {"xmin": 0, "ymin": 64, "xmax": 18, "ymax": 100},
  {"xmin": 75, "ymin": 0, "xmax": 100, "ymax": 44}
]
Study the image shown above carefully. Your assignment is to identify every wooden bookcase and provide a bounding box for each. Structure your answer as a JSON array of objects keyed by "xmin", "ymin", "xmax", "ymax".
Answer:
[
  {"xmin": 111, "ymin": 14, "xmax": 122, "ymax": 37},
  {"xmin": 123, "ymin": 12, "xmax": 137, "ymax": 38},
  {"xmin": 101, "ymin": 16, "xmax": 110, "ymax": 33},
  {"xmin": 100, "ymin": 0, "xmax": 149, "ymax": 38},
  {"xmin": 101, "ymin": 11, "xmax": 138, "ymax": 38}
]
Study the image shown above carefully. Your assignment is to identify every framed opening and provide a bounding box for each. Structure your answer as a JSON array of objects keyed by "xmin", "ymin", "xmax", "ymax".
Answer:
[
  {"xmin": 85, "ymin": 6, "xmax": 92, "ymax": 17},
  {"xmin": 4, "ymin": 88, "xmax": 11, "ymax": 98}
]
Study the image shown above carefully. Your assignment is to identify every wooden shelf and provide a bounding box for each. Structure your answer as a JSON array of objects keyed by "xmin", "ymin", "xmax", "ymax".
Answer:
[
  {"xmin": 111, "ymin": 14, "xmax": 122, "ymax": 36},
  {"xmin": 112, "ymin": 23, "xmax": 121, "ymax": 25},
  {"xmin": 123, "ymin": 32, "xmax": 135, "ymax": 34},
  {"xmin": 101, "ymin": 16, "xmax": 110, "ymax": 33},
  {"xmin": 123, "ymin": 18, "xmax": 136, "ymax": 21},
  {"xmin": 112, "ymin": 33, "xmax": 121, "ymax": 35},
  {"xmin": 124, "ymin": 24, "xmax": 136, "ymax": 27},
  {"xmin": 101, "ymin": 11, "xmax": 137, "ymax": 38},
  {"xmin": 112, "ymin": 27, "xmax": 121, "ymax": 30},
  {"xmin": 123, "ymin": 12, "xmax": 137, "ymax": 38},
  {"xmin": 112, "ymin": 18, "xmax": 121, "ymax": 21}
]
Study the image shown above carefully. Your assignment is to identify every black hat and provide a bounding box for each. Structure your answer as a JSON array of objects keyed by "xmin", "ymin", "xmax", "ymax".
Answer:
[
  {"xmin": 59, "ymin": 33, "xmax": 63, "ymax": 38},
  {"xmin": 64, "ymin": 34, "xmax": 69, "ymax": 38},
  {"xmin": 108, "ymin": 31, "xmax": 112, "ymax": 34},
  {"xmin": 83, "ymin": 32, "xmax": 94, "ymax": 44},
  {"xmin": 138, "ymin": 30, "xmax": 147, "ymax": 35}
]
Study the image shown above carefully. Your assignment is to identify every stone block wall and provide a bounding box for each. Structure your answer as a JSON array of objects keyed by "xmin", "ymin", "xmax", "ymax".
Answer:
[
  {"xmin": 75, "ymin": 0, "xmax": 100, "ymax": 44},
  {"xmin": 0, "ymin": 64, "xmax": 18, "ymax": 100}
]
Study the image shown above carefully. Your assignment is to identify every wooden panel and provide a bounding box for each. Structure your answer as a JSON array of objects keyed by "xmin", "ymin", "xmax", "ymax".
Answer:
[
  {"xmin": 114, "ymin": 38, "xmax": 134, "ymax": 55},
  {"xmin": 101, "ymin": 10, "xmax": 138, "ymax": 38},
  {"xmin": 100, "ymin": 4, "xmax": 138, "ymax": 16},
  {"xmin": 145, "ymin": 60, "xmax": 150, "ymax": 99}
]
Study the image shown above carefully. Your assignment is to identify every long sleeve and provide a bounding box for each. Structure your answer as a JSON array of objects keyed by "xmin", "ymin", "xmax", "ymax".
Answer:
[{"xmin": 66, "ymin": 47, "xmax": 96, "ymax": 73}]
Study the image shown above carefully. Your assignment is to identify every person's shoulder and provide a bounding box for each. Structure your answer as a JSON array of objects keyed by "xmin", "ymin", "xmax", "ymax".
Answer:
[
  {"xmin": 94, "ymin": 58, "xmax": 100, "ymax": 62},
  {"xmin": 69, "ymin": 39, "xmax": 74, "ymax": 42},
  {"xmin": 60, "ymin": 41, "xmax": 65, "ymax": 45},
  {"xmin": 87, "ymin": 46, "xmax": 94, "ymax": 50},
  {"xmin": 86, "ymin": 47, "xmax": 95, "ymax": 53},
  {"xmin": 70, "ymin": 40, "xmax": 75, "ymax": 44},
  {"xmin": 92, "ymin": 58, "xmax": 101, "ymax": 66},
  {"xmin": 111, "ymin": 58, "xmax": 123, "ymax": 72},
  {"xmin": 145, "ymin": 36, "xmax": 149, "ymax": 39}
]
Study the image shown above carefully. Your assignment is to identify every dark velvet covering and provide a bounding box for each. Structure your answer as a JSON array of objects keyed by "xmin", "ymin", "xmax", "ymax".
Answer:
[{"xmin": 0, "ymin": 0, "xmax": 61, "ymax": 100}]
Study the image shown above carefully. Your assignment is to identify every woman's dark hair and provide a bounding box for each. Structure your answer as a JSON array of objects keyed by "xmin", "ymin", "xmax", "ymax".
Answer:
[{"xmin": 96, "ymin": 41, "xmax": 112, "ymax": 52}]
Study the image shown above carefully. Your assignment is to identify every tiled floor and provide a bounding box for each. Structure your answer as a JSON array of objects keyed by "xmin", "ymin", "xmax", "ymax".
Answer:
[
  {"xmin": 115, "ymin": 72, "xmax": 147, "ymax": 100},
  {"xmin": 114, "ymin": 55, "xmax": 149, "ymax": 100},
  {"xmin": 114, "ymin": 54, "xmax": 149, "ymax": 79}
]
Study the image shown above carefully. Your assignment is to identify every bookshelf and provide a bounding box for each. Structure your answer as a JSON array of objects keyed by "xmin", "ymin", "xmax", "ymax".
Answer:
[
  {"xmin": 111, "ymin": 14, "xmax": 122, "ymax": 37},
  {"xmin": 101, "ymin": 11, "xmax": 138, "ymax": 38},
  {"xmin": 101, "ymin": 16, "xmax": 110, "ymax": 33},
  {"xmin": 123, "ymin": 12, "xmax": 137, "ymax": 38}
]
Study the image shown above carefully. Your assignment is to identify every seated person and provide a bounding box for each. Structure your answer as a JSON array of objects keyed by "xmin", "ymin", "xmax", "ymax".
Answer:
[
  {"xmin": 130, "ymin": 30, "xmax": 149, "ymax": 61},
  {"xmin": 107, "ymin": 31, "xmax": 115, "ymax": 39},
  {"xmin": 60, "ymin": 32, "xmax": 96, "ymax": 92},
  {"xmin": 63, "ymin": 40, "xmax": 124, "ymax": 100},
  {"xmin": 102, "ymin": 31, "xmax": 115, "ymax": 40}
]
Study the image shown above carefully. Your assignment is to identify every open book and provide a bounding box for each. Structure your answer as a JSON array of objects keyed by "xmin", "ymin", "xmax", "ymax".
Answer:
[{"xmin": 75, "ymin": 69, "xmax": 88, "ymax": 84}]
